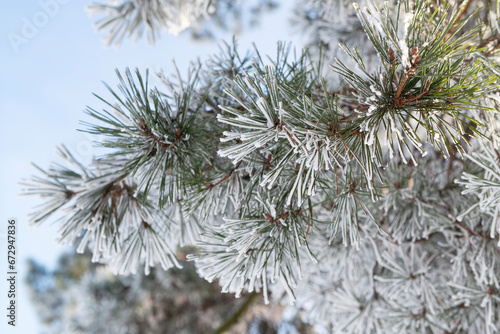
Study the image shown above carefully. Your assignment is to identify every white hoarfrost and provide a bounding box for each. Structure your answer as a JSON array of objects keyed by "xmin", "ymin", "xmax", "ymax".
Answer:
[{"xmin": 399, "ymin": 12, "xmax": 414, "ymax": 68}]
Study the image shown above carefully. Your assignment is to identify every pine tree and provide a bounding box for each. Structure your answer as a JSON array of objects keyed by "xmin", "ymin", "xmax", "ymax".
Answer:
[
  {"xmin": 26, "ymin": 249, "xmax": 290, "ymax": 333},
  {"xmin": 23, "ymin": 0, "xmax": 500, "ymax": 332}
]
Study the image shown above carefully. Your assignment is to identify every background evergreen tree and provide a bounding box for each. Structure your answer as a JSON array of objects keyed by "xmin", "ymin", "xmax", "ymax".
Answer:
[
  {"xmin": 23, "ymin": 0, "xmax": 500, "ymax": 332},
  {"xmin": 26, "ymin": 247, "xmax": 307, "ymax": 333}
]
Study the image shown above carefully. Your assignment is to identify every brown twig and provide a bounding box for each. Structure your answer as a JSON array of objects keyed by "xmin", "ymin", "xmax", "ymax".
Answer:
[
  {"xmin": 265, "ymin": 154, "xmax": 272, "ymax": 172},
  {"xmin": 90, "ymin": 173, "xmax": 130, "ymax": 218},
  {"xmin": 204, "ymin": 162, "xmax": 242, "ymax": 189},
  {"xmin": 138, "ymin": 118, "xmax": 181, "ymax": 151},
  {"xmin": 481, "ymin": 36, "xmax": 500, "ymax": 56},
  {"xmin": 264, "ymin": 209, "xmax": 304, "ymax": 225},
  {"xmin": 395, "ymin": 86, "xmax": 431, "ymax": 108},
  {"xmin": 264, "ymin": 212, "xmax": 290, "ymax": 223},
  {"xmin": 454, "ymin": 219, "xmax": 482, "ymax": 238},
  {"xmin": 394, "ymin": 47, "xmax": 420, "ymax": 104}
]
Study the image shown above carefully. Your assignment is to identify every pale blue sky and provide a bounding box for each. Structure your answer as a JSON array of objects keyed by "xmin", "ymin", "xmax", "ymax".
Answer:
[{"xmin": 0, "ymin": 0, "xmax": 302, "ymax": 333}]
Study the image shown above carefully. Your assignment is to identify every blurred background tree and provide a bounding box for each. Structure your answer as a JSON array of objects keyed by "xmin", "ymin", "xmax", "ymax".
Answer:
[
  {"xmin": 26, "ymin": 246, "xmax": 311, "ymax": 333},
  {"xmin": 87, "ymin": 0, "xmax": 279, "ymax": 46}
]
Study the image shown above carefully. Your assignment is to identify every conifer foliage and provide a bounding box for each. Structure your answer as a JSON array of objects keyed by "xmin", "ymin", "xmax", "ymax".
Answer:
[{"xmin": 24, "ymin": 0, "xmax": 500, "ymax": 332}]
